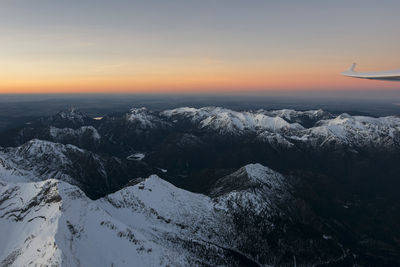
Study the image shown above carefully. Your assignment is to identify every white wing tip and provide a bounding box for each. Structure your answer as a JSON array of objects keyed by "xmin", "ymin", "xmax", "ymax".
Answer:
[
  {"xmin": 341, "ymin": 63, "xmax": 357, "ymax": 77},
  {"xmin": 348, "ymin": 63, "xmax": 356, "ymax": 72}
]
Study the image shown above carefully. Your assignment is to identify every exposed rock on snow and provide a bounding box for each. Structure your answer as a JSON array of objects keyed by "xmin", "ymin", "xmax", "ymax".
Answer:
[
  {"xmin": 0, "ymin": 139, "xmax": 151, "ymax": 199},
  {"xmin": 40, "ymin": 108, "xmax": 93, "ymax": 129},
  {"xmin": 162, "ymin": 107, "xmax": 304, "ymax": 135},
  {"xmin": 162, "ymin": 107, "xmax": 400, "ymax": 149},
  {"xmin": 126, "ymin": 107, "xmax": 170, "ymax": 129},
  {"xmin": 49, "ymin": 126, "xmax": 100, "ymax": 141},
  {"xmin": 0, "ymin": 164, "xmax": 288, "ymax": 266},
  {"xmin": 293, "ymin": 113, "xmax": 400, "ymax": 149}
]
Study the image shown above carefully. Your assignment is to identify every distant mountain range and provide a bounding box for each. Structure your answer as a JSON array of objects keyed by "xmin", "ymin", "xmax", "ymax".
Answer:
[{"xmin": 1, "ymin": 107, "xmax": 400, "ymax": 266}]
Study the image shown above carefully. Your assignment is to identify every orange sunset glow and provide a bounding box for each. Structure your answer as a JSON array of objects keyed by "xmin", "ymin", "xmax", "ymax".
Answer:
[{"xmin": 1, "ymin": 1, "xmax": 400, "ymax": 94}]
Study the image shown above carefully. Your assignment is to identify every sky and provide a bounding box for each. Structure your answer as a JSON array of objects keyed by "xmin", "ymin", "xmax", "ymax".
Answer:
[{"xmin": 1, "ymin": 0, "xmax": 400, "ymax": 94}]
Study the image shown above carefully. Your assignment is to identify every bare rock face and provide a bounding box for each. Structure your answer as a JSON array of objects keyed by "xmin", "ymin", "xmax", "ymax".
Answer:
[
  {"xmin": 0, "ymin": 139, "xmax": 154, "ymax": 199},
  {"xmin": 1, "ymin": 106, "xmax": 400, "ymax": 266},
  {"xmin": 0, "ymin": 163, "xmax": 362, "ymax": 266},
  {"xmin": 0, "ymin": 167, "xmax": 274, "ymax": 266}
]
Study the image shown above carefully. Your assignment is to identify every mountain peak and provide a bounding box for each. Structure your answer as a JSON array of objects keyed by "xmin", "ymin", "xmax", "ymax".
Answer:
[
  {"xmin": 56, "ymin": 108, "xmax": 86, "ymax": 123},
  {"xmin": 244, "ymin": 163, "xmax": 285, "ymax": 186},
  {"xmin": 209, "ymin": 163, "xmax": 286, "ymax": 198},
  {"xmin": 37, "ymin": 108, "xmax": 92, "ymax": 129},
  {"xmin": 126, "ymin": 107, "xmax": 169, "ymax": 128},
  {"xmin": 163, "ymin": 106, "xmax": 305, "ymax": 135}
]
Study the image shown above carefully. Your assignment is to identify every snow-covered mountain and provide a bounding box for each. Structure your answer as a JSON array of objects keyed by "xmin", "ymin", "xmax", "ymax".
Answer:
[
  {"xmin": 162, "ymin": 107, "xmax": 304, "ymax": 135},
  {"xmin": 4, "ymin": 106, "xmax": 400, "ymax": 152},
  {"xmin": 0, "ymin": 139, "xmax": 88, "ymax": 184},
  {"xmin": 162, "ymin": 107, "xmax": 400, "ymax": 149},
  {"xmin": 0, "ymin": 163, "xmax": 320, "ymax": 266},
  {"xmin": 0, "ymin": 177, "xmax": 227, "ymax": 266},
  {"xmin": 49, "ymin": 126, "xmax": 100, "ymax": 142},
  {"xmin": 126, "ymin": 107, "xmax": 170, "ymax": 129},
  {"xmin": 1, "ymin": 106, "xmax": 400, "ymax": 265},
  {"xmin": 211, "ymin": 163, "xmax": 287, "ymax": 198},
  {"xmin": 292, "ymin": 113, "xmax": 400, "ymax": 149},
  {"xmin": 39, "ymin": 108, "xmax": 94, "ymax": 129},
  {"xmin": 0, "ymin": 139, "xmax": 153, "ymax": 199},
  {"xmin": 10, "ymin": 125, "xmax": 102, "ymax": 150},
  {"xmin": 47, "ymin": 126, "xmax": 102, "ymax": 151},
  {"xmin": 262, "ymin": 109, "xmax": 331, "ymax": 126},
  {"xmin": 0, "ymin": 161, "xmax": 352, "ymax": 266}
]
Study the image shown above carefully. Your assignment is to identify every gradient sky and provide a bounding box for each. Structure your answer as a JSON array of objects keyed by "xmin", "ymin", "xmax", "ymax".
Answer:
[{"xmin": 1, "ymin": 0, "xmax": 400, "ymax": 94}]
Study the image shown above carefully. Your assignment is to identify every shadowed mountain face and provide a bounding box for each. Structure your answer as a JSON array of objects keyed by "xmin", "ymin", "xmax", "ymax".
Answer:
[{"xmin": 1, "ymin": 107, "xmax": 400, "ymax": 266}]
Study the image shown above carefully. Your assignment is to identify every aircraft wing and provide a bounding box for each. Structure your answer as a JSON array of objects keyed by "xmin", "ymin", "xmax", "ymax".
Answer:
[{"xmin": 342, "ymin": 63, "xmax": 400, "ymax": 81}]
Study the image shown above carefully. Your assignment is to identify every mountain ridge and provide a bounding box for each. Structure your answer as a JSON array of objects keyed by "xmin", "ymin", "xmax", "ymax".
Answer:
[
  {"xmin": 1, "ymin": 106, "xmax": 400, "ymax": 266},
  {"xmin": 1, "ymin": 164, "xmax": 320, "ymax": 266}
]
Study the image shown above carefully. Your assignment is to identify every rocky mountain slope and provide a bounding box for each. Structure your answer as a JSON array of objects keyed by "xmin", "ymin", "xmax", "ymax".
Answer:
[
  {"xmin": 0, "ymin": 139, "xmax": 155, "ymax": 199},
  {"xmin": 1, "ymin": 106, "xmax": 400, "ymax": 266},
  {"xmin": 3, "ymin": 106, "xmax": 400, "ymax": 156},
  {"xmin": 0, "ymin": 163, "xmax": 355, "ymax": 266}
]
